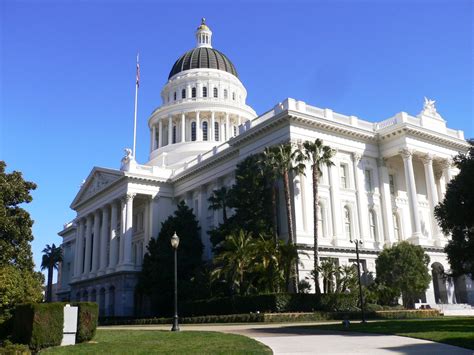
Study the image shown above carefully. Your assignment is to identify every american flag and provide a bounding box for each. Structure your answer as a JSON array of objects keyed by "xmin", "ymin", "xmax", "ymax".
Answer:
[{"xmin": 136, "ymin": 53, "xmax": 140, "ymax": 88}]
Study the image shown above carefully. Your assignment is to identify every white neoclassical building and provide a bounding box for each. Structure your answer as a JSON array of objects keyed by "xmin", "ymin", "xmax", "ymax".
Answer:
[{"xmin": 57, "ymin": 19, "xmax": 473, "ymax": 316}]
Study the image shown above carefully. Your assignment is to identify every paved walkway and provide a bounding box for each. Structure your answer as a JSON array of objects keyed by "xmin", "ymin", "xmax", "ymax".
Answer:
[{"xmin": 100, "ymin": 322, "xmax": 472, "ymax": 354}]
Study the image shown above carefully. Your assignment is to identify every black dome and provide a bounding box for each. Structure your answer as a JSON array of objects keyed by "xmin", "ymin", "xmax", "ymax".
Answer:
[{"xmin": 168, "ymin": 47, "xmax": 238, "ymax": 79}]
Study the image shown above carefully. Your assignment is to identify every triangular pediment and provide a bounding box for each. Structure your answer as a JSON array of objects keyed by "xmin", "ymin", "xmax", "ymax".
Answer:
[{"xmin": 70, "ymin": 167, "xmax": 123, "ymax": 209}]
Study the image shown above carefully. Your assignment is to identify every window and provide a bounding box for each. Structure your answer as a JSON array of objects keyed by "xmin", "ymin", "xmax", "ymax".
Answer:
[
  {"xmin": 232, "ymin": 92, "xmax": 235, "ymax": 100},
  {"xmin": 233, "ymin": 126, "xmax": 237, "ymax": 137},
  {"xmin": 369, "ymin": 209, "xmax": 377, "ymax": 240},
  {"xmin": 365, "ymin": 169, "xmax": 373, "ymax": 192},
  {"xmin": 191, "ymin": 122, "xmax": 196, "ymax": 141},
  {"xmin": 389, "ymin": 174, "xmax": 395, "ymax": 195},
  {"xmin": 202, "ymin": 121, "xmax": 208, "ymax": 141},
  {"xmin": 191, "ymin": 87, "xmax": 196, "ymax": 98},
  {"xmin": 203, "ymin": 87, "xmax": 207, "ymax": 97},
  {"xmin": 317, "ymin": 203, "xmax": 326, "ymax": 238},
  {"xmin": 213, "ymin": 87, "xmax": 218, "ymax": 98},
  {"xmin": 340, "ymin": 164, "xmax": 348, "ymax": 188},
  {"xmin": 344, "ymin": 206, "xmax": 352, "ymax": 240},
  {"xmin": 224, "ymin": 89, "xmax": 228, "ymax": 99},
  {"xmin": 214, "ymin": 122, "xmax": 219, "ymax": 141},
  {"xmin": 181, "ymin": 89, "xmax": 186, "ymax": 99},
  {"xmin": 393, "ymin": 213, "xmax": 401, "ymax": 241},
  {"xmin": 173, "ymin": 92, "xmax": 177, "ymax": 101},
  {"xmin": 172, "ymin": 125, "xmax": 177, "ymax": 144}
]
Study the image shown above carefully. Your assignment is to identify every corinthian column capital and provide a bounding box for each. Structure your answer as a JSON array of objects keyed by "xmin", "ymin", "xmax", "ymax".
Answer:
[
  {"xmin": 399, "ymin": 148, "xmax": 414, "ymax": 160},
  {"xmin": 420, "ymin": 153, "xmax": 434, "ymax": 166}
]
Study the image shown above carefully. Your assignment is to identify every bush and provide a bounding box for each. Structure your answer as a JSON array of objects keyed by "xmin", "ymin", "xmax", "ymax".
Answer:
[
  {"xmin": 71, "ymin": 302, "xmax": 98, "ymax": 343},
  {"xmin": 12, "ymin": 303, "xmax": 64, "ymax": 351},
  {"xmin": 0, "ymin": 340, "xmax": 31, "ymax": 354}
]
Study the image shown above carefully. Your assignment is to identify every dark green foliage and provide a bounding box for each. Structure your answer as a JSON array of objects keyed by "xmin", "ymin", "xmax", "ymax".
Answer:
[
  {"xmin": 181, "ymin": 293, "xmax": 358, "ymax": 316},
  {"xmin": 71, "ymin": 302, "xmax": 98, "ymax": 343},
  {"xmin": 0, "ymin": 340, "xmax": 31, "ymax": 354},
  {"xmin": 375, "ymin": 242, "xmax": 431, "ymax": 308},
  {"xmin": 137, "ymin": 202, "xmax": 204, "ymax": 315},
  {"xmin": 435, "ymin": 140, "xmax": 474, "ymax": 276},
  {"xmin": 12, "ymin": 303, "xmax": 64, "ymax": 351},
  {"xmin": 209, "ymin": 154, "xmax": 274, "ymax": 251},
  {"xmin": 41, "ymin": 244, "xmax": 63, "ymax": 303}
]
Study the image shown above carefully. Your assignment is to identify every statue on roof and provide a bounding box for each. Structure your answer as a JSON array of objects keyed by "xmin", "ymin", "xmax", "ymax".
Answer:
[{"xmin": 423, "ymin": 97, "xmax": 437, "ymax": 115}]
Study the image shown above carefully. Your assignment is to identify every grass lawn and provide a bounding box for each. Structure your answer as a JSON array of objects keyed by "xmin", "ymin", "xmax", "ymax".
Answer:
[
  {"xmin": 307, "ymin": 317, "xmax": 474, "ymax": 350},
  {"xmin": 41, "ymin": 329, "xmax": 271, "ymax": 354}
]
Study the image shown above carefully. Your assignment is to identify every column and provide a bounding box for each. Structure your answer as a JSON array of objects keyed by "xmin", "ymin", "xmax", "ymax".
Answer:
[
  {"xmin": 237, "ymin": 115, "xmax": 241, "ymax": 126},
  {"xmin": 400, "ymin": 148, "xmax": 422, "ymax": 240},
  {"xmin": 225, "ymin": 113, "xmax": 230, "ymax": 140},
  {"xmin": 91, "ymin": 210, "xmax": 101, "ymax": 275},
  {"xmin": 421, "ymin": 154, "xmax": 441, "ymax": 243},
  {"xmin": 99, "ymin": 205, "xmax": 109, "ymax": 274},
  {"xmin": 119, "ymin": 198, "xmax": 126, "ymax": 264},
  {"xmin": 377, "ymin": 158, "xmax": 395, "ymax": 246},
  {"xmin": 328, "ymin": 159, "xmax": 342, "ymax": 245},
  {"xmin": 168, "ymin": 115, "xmax": 173, "ymax": 145},
  {"xmin": 143, "ymin": 198, "xmax": 150, "ymax": 257},
  {"xmin": 151, "ymin": 125, "xmax": 156, "ymax": 150},
  {"xmin": 119, "ymin": 193, "xmax": 135, "ymax": 269},
  {"xmin": 83, "ymin": 215, "xmax": 92, "ymax": 275},
  {"xmin": 352, "ymin": 153, "xmax": 367, "ymax": 241},
  {"xmin": 196, "ymin": 111, "xmax": 201, "ymax": 141},
  {"xmin": 181, "ymin": 112, "xmax": 186, "ymax": 143},
  {"xmin": 73, "ymin": 219, "xmax": 84, "ymax": 279},
  {"xmin": 158, "ymin": 119, "xmax": 163, "ymax": 148},
  {"xmin": 108, "ymin": 201, "xmax": 119, "ymax": 271},
  {"xmin": 210, "ymin": 111, "xmax": 215, "ymax": 142}
]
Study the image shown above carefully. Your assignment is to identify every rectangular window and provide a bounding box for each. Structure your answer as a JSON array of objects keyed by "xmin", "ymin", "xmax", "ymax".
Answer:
[
  {"xmin": 389, "ymin": 174, "xmax": 395, "ymax": 195},
  {"xmin": 365, "ymin": 169, "xmax": 373, "ymax": 192},
  {"xmin": 340, "ymin": 164, "xmax": 348, "ymax": 188}
]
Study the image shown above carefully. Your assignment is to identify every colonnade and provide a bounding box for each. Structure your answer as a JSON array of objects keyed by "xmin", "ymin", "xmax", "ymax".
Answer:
[{"xmin": 149, "ymin": 111, "xmax": 243, "ymax": 150}]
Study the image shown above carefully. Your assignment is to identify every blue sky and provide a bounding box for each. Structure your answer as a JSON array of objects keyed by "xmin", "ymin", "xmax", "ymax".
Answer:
[{"xmin": 1, "ymin": 0, "xmax": 473, "ymax": 277}]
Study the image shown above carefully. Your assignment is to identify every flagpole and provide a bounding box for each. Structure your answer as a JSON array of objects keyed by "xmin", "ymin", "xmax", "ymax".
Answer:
[{"xmin": 133, "ymin": 53, "xmax": 139, "ymax": 157}]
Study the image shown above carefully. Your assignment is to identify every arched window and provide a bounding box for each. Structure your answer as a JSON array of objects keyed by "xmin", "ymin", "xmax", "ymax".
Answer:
[
  {"xmin": 213, "ymin": 87, "xmax": 218, "ymax": 98},
  {"xmin": 214, "ymin": 122, "xmax": 219, "ymax": 141},
  {"xmin": 173, "ymin": 92, "xmax": 177, "ymax": 101},
  {"xmin": 191, "ymin": 122, "xmax": 196, "ymax": 141},
  {"xmin": 202, "ymin": 121, "xmax": 208, "ymax": 141},
  {"xmin": 181, "ymin": 89, "xmax": 186, "ymax": 99},
  {"xmin": 203, "ymin": 87, "xmax": 208, "ymax": 97},
  {"xmin": 232, "ymin": 92, "xmax": 235, "ymax": 100},
  {"xmin": 369, "ymin": 209, "xmax": 377, "ymax": 240},
  {"xmin": 393, "ymin": 213, "xmax": 401, "ymax": 241},
  {"xmin": 172, "ymin": 125, "xmax": 177, "ymax": 144},
  {"xmin": 224, "ymin": 89, "xmax": 228, "ymax": 99},
  {"xmin": 192, "ymin": 87, "xmax": 196, "ymax": 98},
  {"xmin": 344, "ymin": 206, "xmax": 352, "ymax": 240}
]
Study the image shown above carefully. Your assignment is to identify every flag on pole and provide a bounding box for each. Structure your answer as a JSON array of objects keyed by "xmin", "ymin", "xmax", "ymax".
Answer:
[{"xmin": 136, "ymin": 53, "xmax": 140, "ymax": 88}]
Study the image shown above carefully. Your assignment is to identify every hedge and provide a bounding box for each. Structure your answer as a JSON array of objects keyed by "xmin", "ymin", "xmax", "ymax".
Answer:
[
  {"xmin": 180, "ymin": 293, "xmax": 358, "ymax": 316},
  {"xmin": 100, "ymin": 309, "xmax": 440, "ymax": 326},
  {"xmin": 71, "ymin": 302, "xmax": 98, "ymax": 343},
  {"xmin": 12, "ymin": 303, "xmax": 64, "ymax": 351}
]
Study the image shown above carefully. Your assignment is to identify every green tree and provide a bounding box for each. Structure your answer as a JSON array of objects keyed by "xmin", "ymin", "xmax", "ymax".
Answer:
[
  {"xmin": 263, "ymin": 143, "xmax": 305, "ymax": 292},
  {"xmin": 40, "ymin": 243, "xmax": 63, "ymax": 302},
  {"xmin": 375, "ymin": 241, "xmax": 431, "ymax": 308},
  {"xmin": 137, "ymin": 201, "xmax": 204, "ymax": 316},
  {"xmin": 316, "ymin": 259, "xmax": 338, "ymax": 293},
  {"xmin": 435, "ymin": 140, "xmax": 474, "ymax": 276},
  {"xmin": 296, "ymin": 139, "xmax": 335, "ymax": 294},
  {"xmin": 208, "ymin": 186, "xmax": 231, "ymax": 223},
  {"xmin": 0, "ymin": 161, "xmax": 43, "ymax": 317}
]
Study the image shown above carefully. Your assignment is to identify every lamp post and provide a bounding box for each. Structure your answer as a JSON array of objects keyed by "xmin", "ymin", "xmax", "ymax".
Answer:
[
  {"xmin": 351, "ymin": 239, "xmax": 366, "ymax": 323},
  {"xmin": 170, "ymin": 232, "xmax": 180, "ymax": 331}
]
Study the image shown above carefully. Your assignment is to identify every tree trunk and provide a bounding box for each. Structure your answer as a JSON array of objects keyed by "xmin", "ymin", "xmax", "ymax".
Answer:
[
  {"xmin": 283, "ymin": 171, "xmax": 298, "ymax": 293},
  {"xmin": 313, "ymin": 165, "xmax": 322, "ymax": 295},
  {"xmin": 47, "ymin": 264, "xmax": 53, "ymax": 302},
  {"xmin": 223, "ymin": 203, "xmax": 227, "ymax": 222},
  {"xmin": 272, "ymin": 184, "xmax": 279, "ymax": 245}
]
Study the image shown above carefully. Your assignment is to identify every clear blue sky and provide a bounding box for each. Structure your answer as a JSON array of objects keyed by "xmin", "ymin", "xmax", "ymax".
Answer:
[{"xmin": 1, "ymin": 0, "xmax": 473, "ymax": 277}]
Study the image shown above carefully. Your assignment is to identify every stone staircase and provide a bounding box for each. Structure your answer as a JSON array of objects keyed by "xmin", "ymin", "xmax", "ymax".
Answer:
[{"xmin": 430, "ymin": 303, "xmax": 474, "ymax": 316}]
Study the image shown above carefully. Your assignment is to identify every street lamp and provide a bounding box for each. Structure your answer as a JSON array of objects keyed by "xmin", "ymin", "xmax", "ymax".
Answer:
[
  {"xmin": 351, "ymin": 239, "xmax": 366, "ymax": 323},
  {"xmin": 170, "ymin": 232, "xmax": 180, "ymax": 332}
]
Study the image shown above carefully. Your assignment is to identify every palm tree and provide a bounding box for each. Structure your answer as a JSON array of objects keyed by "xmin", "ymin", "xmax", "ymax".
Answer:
[
  {"xmin": 41, "ymin": 243, "xmax": 63, "ymax": 302},
  {"xmin": 316, "ymin": 259, "xmax": 338, "ymax": 294},
  {"xmin": 208, "ymin": 186, "xmax": 231, "ymax": 223},
  {"xmin": 252, "ymin": 236, "xmax": 282, "ymax": 293},
  {"xmin": 296, "ymin": 139, "xmax": 335, "ymax": 294},
  {"xmin": 211, "ymin": 230, "xmax": 255, "ymax": 295},
  {"xmin": 265, "ymin": 143, "xmax": 305, "ymax": 292}
]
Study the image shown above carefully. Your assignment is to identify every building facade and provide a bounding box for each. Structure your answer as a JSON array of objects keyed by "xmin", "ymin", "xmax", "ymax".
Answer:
[{"xmin": 57, "ymin": 19, "xmax": 473, "ymax": 316}]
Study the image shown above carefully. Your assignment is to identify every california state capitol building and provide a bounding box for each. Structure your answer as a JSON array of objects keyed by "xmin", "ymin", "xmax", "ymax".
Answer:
[{"xmin": 57, "ymin": 19, "xmax": 473, "ymax": 316}]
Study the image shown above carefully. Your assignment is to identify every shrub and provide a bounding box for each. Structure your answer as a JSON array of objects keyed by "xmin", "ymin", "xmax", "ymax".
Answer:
[
  {"xmin": 12, "ymin": 303, "xmax": 64, "ymax": 351},
  {"xmin": 0, "ymin": 340, "xmax": 31, "ymax": 354},
  {"xmin": 71, "ymin": 302, "xmax": 98, "ymax": 343}
]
